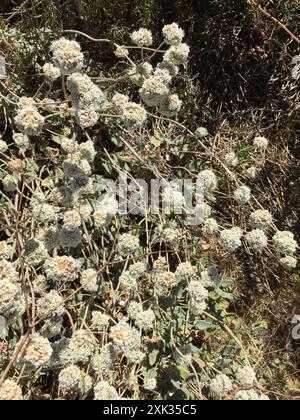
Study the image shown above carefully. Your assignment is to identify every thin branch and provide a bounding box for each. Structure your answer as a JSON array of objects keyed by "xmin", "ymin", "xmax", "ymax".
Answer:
[{"xmin": 252, "ymin": 1, "xmax": 300, "ymax": 45}]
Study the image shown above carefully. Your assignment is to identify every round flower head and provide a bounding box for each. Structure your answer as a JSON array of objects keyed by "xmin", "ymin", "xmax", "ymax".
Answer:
[
  {"xmin": 24, "ymin": 238, "xmax": 49, "ymax": 267},
  {"xmin": 91, "ymin": 343, "xmax": 116, "ymax": 376},
  {"xmin": 200, "ymin": 266, "xmax": 221, "ymax": 288},
  {"xmin": 253, "ymin": 136, "xmax": 269, "ymax": 151},
  {"xmin": 44, "ymin": 256, "xmax": 81, "ymax": 282},
  {"xmin": 3, "ymin": 175, "xmax": 18, "ymax": 192},
  {"xmin": 135, "ymin": 308, "xmax": 155, "ymax": 331},
  {"xmin": 250, "ymin": 210, "xmax": 272, "ymax": 230},
  {"xmin": 14, "ymin": 333, "xmax": 53, "ymax": 372},
  {"xmin": 91, "ymin": 312, "xmax": 110, "ymax": 330},
  {"xmin": 36, "ymin": 290, "xmax": 65, "ymax": 319},
  {"xmin": 110, "ymin": 320, "xmax": 141, "ymax": 354},
  {"xmin": 115, "ymin": 46, "xmax": 129, "ymax": 58},
  {"xmin": 129, "ymin": 63, "xmax": 153, "ymax": 86},
  {"xmin": 153, "ymin": 256, "xmax": 168, "ymax": 273},
  {"xmin": 13, "ymin": 133, "xmax": 29, "ymax": 151},
  {"xmin": 74, "ymin": 201, "xmax": 93, "ymax": 222},
  {"xmin": 51, "ymin": 38, "xmax": 84, "ymax": 74},
  {"xmin": 123, "ymin": 102, "xmax": 147, "ymax": 127},
  {"xmin": 0, "ymin": 241, "xmax": 13, "ymax": 260},
  {"xmin": 126, "ymin": 349, "xmax": 145, "ymax": 364},
  {"xmin": 40, "ymin": 316, "xmax": 63, "ymax": 339},
  {"xmin": 42, "ymin": 62, "xmax": 61, "ymax": 81},
  {"xmin": 112, "ymin": 93, "xmax": 129, "ymax": 112},
  {"xmin": 59, "ymin": 365, "xmax": 81, "ymax": 393},
  {"xmin": 176, "ymin": 262, "xmax": 197, "ymax": 281},
  {"xmin": 246, "ymin": 166, "xmax": 258, "ymax": 179},
  {"xmin": 131, "ymin": 28, "xmax": 153, "ymax": 47},
  {"xmin": 61, "ymin": 137, "xmax": 79, "ymax": 154},
  {"xmin": 219, "ymin": 227, "xmax": 243, "ymax": 252},
  {"xmin": 224, "ymin": 151, "xmax": 239, "ymax": 168},
  {"xmin": 18, "ymin": 96, "xmax": 36, "ymax": 108},
  {"xmin": 155, "ymin": 271, "xmax": 176, "ymax": 289},
  {"xmin": 163, "ymin": 23, "xmax": 185, "ymax": 45},
  {"xmin": 210, "ymin": 374, "xmax": 233, "ymax": 399},
  {"xmin": 76, "ymin": 108, "xmax": 99, "ymax": 129},
  {"xmin": 233, "ymin": 389, "xmax": 262, "ymax": 401},
  {"xmin": 0, "ymin": 380, "xmax": 23, "ymax": 400},
  {"xmin": 198, "ymin": 169, "xmax": 218, "ymax": 192},
  {"xmin": 79, "ymin": 140, "xmax": 96, "ymax": 162},
  {"xmin": 0, "ymin": 139, "xmax": 8, "ymax": 153},
  {"xmin": 162, "ymin": 227, "xmax": 180, "ymax": 244},
  {"xmin": 203, "ymin": 218, "xmax": 219, "ymax": 235},
  {"xmin": 160, "ymin": 94, "xmax": 182, "ymax": 117},
  {"xmin": 128, "ymin": 261, "xmax": 147, "ymax": 279},
  {"xmin": 153, "ymin": 67, "xmax": 173, "ymax": 85},
  {"xmin": 94, "ymin": 381, "xmax": 120, "ymax": 400},
  {"xmin": 246, "ymin": 229, "xmax": 268, "ymax": 253},
  {"xmin": 127, "ymin": 302, "xmax": 143, "ymax": 320},
  {"xmin": 163, "ymin": 43, "xmax": 190, "ymax": 65},
  {"xmin": 0, "ymin": 260, "xmax": 19, "ymax": 283},
  {"xmin": 234, "ymin": 185, "xmax": 251, "ymax": 205},
  {"xmin": 144, "ymin": 377, "xmax": 157, "ymax": 391},
  {"xmin": 280, "ymin": 256, "xmax": 297, "ymax": 270},
  {"xmin": 189, "ymin": 299, "xmax": 207, "ymax": 316},
  {"xmin": 32, "ymin": 275, "xmax": 48, "ymax": 295},
  {"xmin": 0, "ymin": 280, "xmax": 23, "ymax": 317},
  {"xmin": 80, "ymin": 268, "xmax": 99, "ymax": 293},
  {"xmin": 195, "ymin": 127, "xmax": 209, "ymax": 138},
  {"xmin": 157, "ymin": 61, "xmax": 179, "ymax": 78},
  {"xmin": 118, "ymin": 233, "xmax": 140, "ymax": 256},
  {"xmin": 59, "ymin": 227, "xmax": 82, "ymax": 249},
  {"xmin": 236, "ymin": 366, "xmax": 256, "ymax": 389},
  {"xmin": 15, "ymin": 106, "xmax": 44, "ymax": 136},
  {"xmin": 140, "ymin": 77, "xmax": 169, "ymax": 107},
  {"xmin": 273, "ymin": 231, "xmax": 298, "ymax": 256},
  {"xmin": 60, "ymin": 330, "xmax": 97, "ymax": 365},
  {"xmin": 63, "ymin": 210, "xmax": 82, "ymax": 229},
  {"xmin": 187, "ymin": 280, "xmax": 209, "ymax": 302},
  {"xmin": 119, "ymin": 272, "xmax": 138, "ymax": 292},
  {"xmin": 67, "ymin": 72, "xmax": 106, "ymax": 111}
]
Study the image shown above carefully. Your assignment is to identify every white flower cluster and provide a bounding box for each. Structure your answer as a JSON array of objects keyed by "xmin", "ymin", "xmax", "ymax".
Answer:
[
  {"xmin": 219, "ymin": 227, "xmax": 243, "ymax": 252},
  {"xmin": 250, "ymin": 210, "xmax": 272, "ymax": 230},
  {"xmin": 131, "ymin": 28, "xmax": 153, "ymax": 47},
  {"xmin": 118, "ymin": 233, "xmax": 140, "ymax": 256},
  {"xmin": 0, "ymin": 260, "xmax": 25, "ymax": 323},
  {"xmin": 110, "ymin": 320, "xmax": 141, "ymax": 358},
  {"xmin": 80, "ymin": 268, "xmax": 99, "ymax": 293},
  {"xmin": 14, "ymin": 333, "xmax": 53, "ymax": 372},
  {"xmin": 224, "ymin": 151, "xmax": 239, "ymax": 168},
  {"xmin": 246, "ymin": 229, "xmax": 268, "ymax": 253},
  {"xmin": 50, "ymin": 38, "xmax": 84, "ymax": 74},
  {"xmin": 187, "ymin": 280, "xmax": 209, "ymax": 315},
  {"xmin": 273, "ymin": 231, "xmax": 298, "ymax": 256},
  {"xmin": 42, "ymin": 62, "xmax": 61, "ymax": 81},
  {"xmin": 127, "ymin": 301, "xmax": 155, "ymax": 331},
  {"xmin": 91, "ymin": 343, "xmax": 116, "ymax": 376},
  {"xmin": 94, "ymin": 381, "xmax": 121, "ymax": 400},
  {"xmin": 15, "ymin": 104, "xmax": 44, "ymax": 136},
  {"xmin": 93, "ymin": 195, "xmax": 118, "ymax": 228},
  {"xmin": 67, "ymin": 72, "xmax": 107, "ymax": 128},
  {"xmin": 210, "ymin": 374, "xmax": 233, "ymax": 398},
  {"xmin": 253, "ymin": 136, "xmax": 269, "ymax": 151},
  {"xmin": 233, "ymin": 185, "xmax": 251, "ymax": 205},
  {"xmin": 0, "ymin": 380, "xmax": 23, "ymax": 400},
  {"xmin": 44, "ymin": 256, "xmax": 81, "ymax": 282}
]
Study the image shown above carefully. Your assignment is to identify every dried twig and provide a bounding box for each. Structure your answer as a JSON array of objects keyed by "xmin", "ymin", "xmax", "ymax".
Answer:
[{"xmin": 252, "ymin": 1, "xmax": 300, "ymax": 45}]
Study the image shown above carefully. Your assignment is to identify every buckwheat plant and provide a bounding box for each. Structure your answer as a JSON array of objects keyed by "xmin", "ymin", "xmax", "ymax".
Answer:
[{"xmin": 0, "ymin": 18, "xmax": 297, "ymax": 402}]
